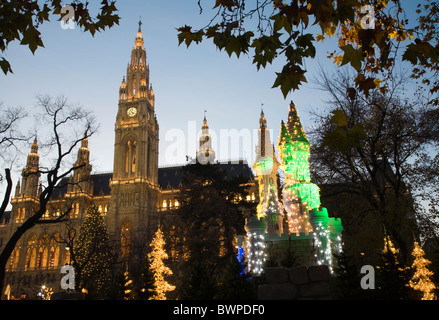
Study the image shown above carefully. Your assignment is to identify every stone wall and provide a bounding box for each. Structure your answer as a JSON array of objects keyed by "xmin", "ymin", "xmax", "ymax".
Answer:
[
  {"xmin": 258, "ymin": 265, "xmax": 331, "ymax": 300},
  {"xmin": 265, "ymin": 236, "xmax": 315, "ymax": 266}
]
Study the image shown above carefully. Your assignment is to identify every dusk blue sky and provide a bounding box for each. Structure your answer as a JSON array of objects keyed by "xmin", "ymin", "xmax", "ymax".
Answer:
[{"xmin": 0, "ymin": 0, "xmax": 421, "ymax": 183}]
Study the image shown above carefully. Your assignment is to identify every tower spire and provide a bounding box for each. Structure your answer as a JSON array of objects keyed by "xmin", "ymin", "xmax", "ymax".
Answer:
[
  {"xmin": 197, "ymin": 112, "xmax": 215, "ymax": 164},
  {"xmin": 20, "ymin": 138, "xmax": 40, "ymax": 197},
  {"xmin": 119, "ymin": 23, "xmax": 151, "ymax": 101}
]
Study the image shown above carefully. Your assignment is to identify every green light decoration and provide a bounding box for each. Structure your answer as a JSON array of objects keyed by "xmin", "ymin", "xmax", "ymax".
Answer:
[
  {"xmin": 278, "ymin": 102, "xmax": 343, "ymax": 271},
  {"xmin": 278, "ymin": 102, "xmax": 319, "ymax": 234},
  {"xmin": 248, "ymin": 102, "xmax": 343, "ymax": 274},
  {"xmin": 309, "ymin": 208, "xmax": 332, "ymax": 270},
  {"xmin": 253, "ymin": 157, "xmax": 274, "ymax": 177}
]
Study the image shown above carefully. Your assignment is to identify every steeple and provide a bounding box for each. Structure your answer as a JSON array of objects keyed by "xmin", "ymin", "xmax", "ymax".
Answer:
[
  {"xmin": 72, "ymin": 134, "xmax": 92, "ymax": 194},
  {"xmin": 111, "ymin": 20, "xmax": 160, "ymax": 239},
  {"xmin": 76, "ymin": 134, "xmax": 90, "ymax": 163},
  {"xmin": 256, "ymin": 110, "xmax": 274, "ymax": 161},
  {"xmin": 135, "ymin": 18, "xmax": 144, "ymax": 49},
  {"xmin": 119, "ymin": 19, "xmax": 151, "ymax": 102},
  {"xmin": 259, "ymin": 110, "xmax": 267, "ymax": 128},
  {"xmin": 20, "ymin": 137, "xmax": 40, "ymax": 197},
  {"xmin": 196, "ymin": 112, "xmax": 215, "ymax": 164},
  {"xmin": 253, "ymin": 109, "xmax": 282, "ymax": 231}
]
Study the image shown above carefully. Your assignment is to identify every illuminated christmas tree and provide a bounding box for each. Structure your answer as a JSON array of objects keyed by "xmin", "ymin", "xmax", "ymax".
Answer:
[
  {"xmin": 408, "ymin": 241, "xmax": 437, "ymax": 300},
  {"xmin": 148, "ymin": 227, "xmax": 175, "ymax": 300},
  {"xmin": 75, "ymin": 204, "xmax": 112, "ymax": 298},
  {"xmin": 377, "ymin": 234, "xmax": 412, "ymax": 299}
]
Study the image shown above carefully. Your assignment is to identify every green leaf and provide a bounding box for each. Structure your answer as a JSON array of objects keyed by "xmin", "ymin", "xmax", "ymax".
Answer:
[
  {"xmin": 225, "ymin": 35, "xmax": 241, "ymax": 57},
  {"xmin": 340, "ymin": 44, "xmax": 363, "ymax": 71},
  {"xmin": 0, "ymin": 58, "xmax": 13, "ymax": 75},
  {"xmin": 20, "ymin": 25, "xmax": 44, "ymax": 54},
  {"xmin": 272, "ymin": 64, "xmax": 307, "ymax": 98},
  {"xmin": 330, "ymin": 109, "xmax": 348, "ymax": 127},
  {"xmin": 176, "ymin": 25, "xmax": 204, "ymax": 48}
]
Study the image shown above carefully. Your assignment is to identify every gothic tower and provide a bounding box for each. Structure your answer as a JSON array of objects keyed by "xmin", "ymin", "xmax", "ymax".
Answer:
[
  {"xmin": 20, "ymin": 138, "xmax": 40, "ymax": 198},
  {"xmin": 109, "ymin": 22, "xmax": 160, "ymax": 252},
  {"xmin": 253, "ymin": 110, "xmax": 283, "ymax": 237},
  {"xmin": 70, "ymin": 135, "xmax": 92, "ymax": 195},
  {"xmin": 196, "ymin": 113, "xmax": 215, "ymax": 164},
  {"xmin": 11, "ymin": 138, "xmax": 41, "ymax": 223}
]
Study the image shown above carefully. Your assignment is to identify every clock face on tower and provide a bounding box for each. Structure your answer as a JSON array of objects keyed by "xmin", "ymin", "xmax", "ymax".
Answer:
[{"xmin": 127, "ymin": 107, "xmax": 137, "ymax": 117}]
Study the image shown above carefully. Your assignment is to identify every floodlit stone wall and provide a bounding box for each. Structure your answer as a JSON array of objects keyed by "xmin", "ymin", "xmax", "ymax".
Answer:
[{"xmin": 258, "ymin": 265, "xmax": 331, "ymax": 300}]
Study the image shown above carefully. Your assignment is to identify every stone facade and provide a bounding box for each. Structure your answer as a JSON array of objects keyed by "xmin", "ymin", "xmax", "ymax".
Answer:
[
  {"xmin": 0, "ymin": 25, "xmax": 258, "ymax": 299},
  {"xmin": 258, "ymin": 266, "xmax": 331, "ymax": 300}
]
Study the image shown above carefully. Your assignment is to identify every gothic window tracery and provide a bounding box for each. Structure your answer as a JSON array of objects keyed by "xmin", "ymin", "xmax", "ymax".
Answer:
[{"xmin": 121, "ymin": 220, "xmax": 132, "ymax": 258}]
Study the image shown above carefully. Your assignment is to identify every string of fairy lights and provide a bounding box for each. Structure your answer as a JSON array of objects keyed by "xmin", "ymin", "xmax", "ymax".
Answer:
[
  {"xmin": 246, "ymin": 232, "xmax": 267, "ymax": 276},
  {"xmin": 245, "ymin": 102, "xmax": 344, "ymax": 275}
]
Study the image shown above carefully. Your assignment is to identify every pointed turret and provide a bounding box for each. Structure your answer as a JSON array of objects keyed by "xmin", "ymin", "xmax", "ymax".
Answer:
[
  {"xmin": 259, "ymin": 110, "xmax": 267, "ymax": 128},
  {"xmin": 196, "ymin": 112, "xmax": 215, "ymax": 164},
  {"xmin": 135, "ymin": 19, "xmax": 144, "ymax": 49},
  {"xmin": 121, "ymin": 18, "xmax": 151, "ymax": 101},
  {"xmin": 72, "ymin": 134, "xmax": 92, "ymax": 194},
  {"xmin": 76, "ymin": 134, "xmax": 90, "ymax": 164},
  {"xmin": 253, "ymin": 108, "xmax": 283, "ymax": 230},
  {"xmin": 20, "ymin": 137, "xmax": 40, "ymax": 197},
  {"xmin": 119, "ymin": 76, "xmax": 127, "ymax": 100},
  {"xmin": 14, "ymin": 179, "xmax": 20, "ymax": 197}
]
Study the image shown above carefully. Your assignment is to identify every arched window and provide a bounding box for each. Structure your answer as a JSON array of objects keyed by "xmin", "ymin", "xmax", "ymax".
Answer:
[
  {"xmin": 125, "ymin": 138, "xmax": 137, "ymax": 175},
  {"xmin": 120, "ymin": 220, "xmax": 132, "ymax": 258},
  {"xmin": 64, "ymin": 247, "xmax": 71, "ymax": 265},
  {"xmin": 132, "ymin": 76, "xmax": 136, "ymax": 96},
  {"xmin": 48, "ymin": 234, "xmax": 60, "ymax": 268},
  {"xmin": 8, "ymin": 239, "xmax": 21, "ymax": 271},
  {"xmin": 75, "ymin": 203, "xmax": 79, "ymax": 217},
  {"xmin": 37, "ymin": 234, "xmax": 50, "ymax": 269},
  {"xmin": 131, "ymin": 140, "xmax": 136, "ymax": 173},
  {"xmin": 25, "ymin": 235, "xmax": 37, "ymax": 270},
  {"xmin": 48, "ymin": 246, "xmax": 59, "ymax": 269},
  {"xmin": 147, "ymin": 139, "xmax": 151, "ymax": 178},
  {"xmin": 125, "ymin": 141, "xmax": 131, "ymax": 173},
  {"xmin": 25, "ymin": 247, "xmax": 36, "ymax": 270},
  {"xmin": 16, "ymin": 208, "xmax": 25, "ymax": 222}
]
